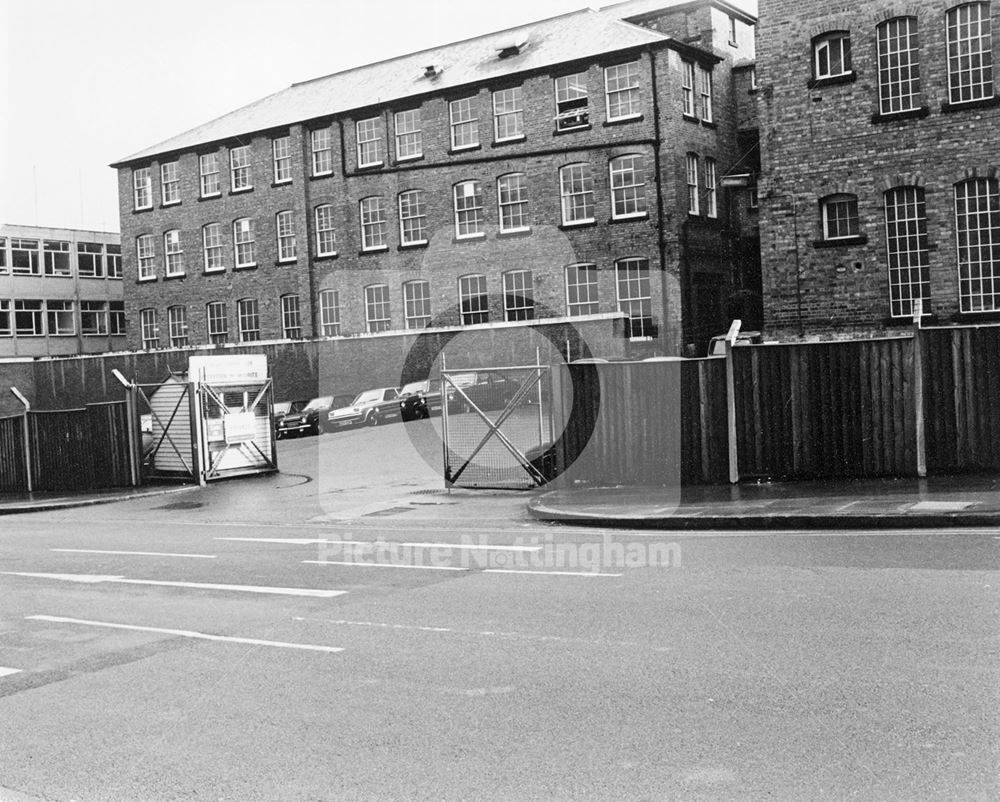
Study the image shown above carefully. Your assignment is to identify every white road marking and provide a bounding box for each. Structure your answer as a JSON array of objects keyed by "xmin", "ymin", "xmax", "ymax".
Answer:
[
  {"xmin": 483, "ymin": 569, "xmax": 622, "ymax": 577},
  {"xmin": 51, "ymin": 549, "xmax": 217, "ymax": 559},
  {"xmin": 2, "ymin": 572, "xmax": 345, "ymax": 598},
  {"xmin": 293, "ymin": 616, "xmax": 453, "ymax": 633},
  {"xmin": 27, "ymin": 616, "xmax": 342, "ymax": 653},
  {"xmin": 219, "ymin": 537, "xmax": 542, "ymax": 552},
  {"xmin": 0, "ymin": 667, "xmax": 22, "ymax": 678},
  {"xmin": 302, "ymin": 560, "xmax": 468, "ymax": 571}
]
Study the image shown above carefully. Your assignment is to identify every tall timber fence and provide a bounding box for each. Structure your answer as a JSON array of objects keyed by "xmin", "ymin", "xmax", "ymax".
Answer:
[
  {"xmin": 548, "ymin": 323, "xmax": 1000, "ymax": 486},
  {"xmin": 0, "ymin": 400, "xmax": 136, "ymax": 493}
]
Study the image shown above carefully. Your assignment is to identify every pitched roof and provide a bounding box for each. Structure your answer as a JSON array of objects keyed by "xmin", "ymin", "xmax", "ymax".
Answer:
[{"xmin": 112, "ymin": 8, "xmax": 669, "ymax": 166}]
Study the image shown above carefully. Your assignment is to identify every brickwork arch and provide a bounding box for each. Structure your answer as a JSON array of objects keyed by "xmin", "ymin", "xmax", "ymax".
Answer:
[
  {"xmin": 817, "ymin": 181, "xmax": 858, "ymax": 198},
  {"xmin": 871, "ymin": 7, "xmax": 922, "ymax": 24},
  {"xmin": 951, "ymin": 165, "xmax": 1000, "ymax": 183},
  {"xmin": 878, "ymin": 173, "xmax": 926, "ymax": 192},
  {"xmin": 809, "ymin": 18, "xmax": 855, "ymax": 39}
]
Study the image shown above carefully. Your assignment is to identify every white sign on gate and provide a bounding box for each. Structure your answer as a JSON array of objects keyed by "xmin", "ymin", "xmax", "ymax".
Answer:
[
  {"xmin": 223, "ymin": 411, "xmax": 257, "ymax": 444},
  {"xmin": 188, "ymin": 354, "xmax": 267, "ymax": 384}
]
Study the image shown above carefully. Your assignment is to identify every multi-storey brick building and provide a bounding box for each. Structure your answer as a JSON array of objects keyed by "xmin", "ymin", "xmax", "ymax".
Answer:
[
  {"xmin": 758, "ymin": 0, "xmax": 1000, "ymax": 338},
  {"xmin": 0, "ymin": 224, "xmax": 124, "ymax": 357},
  {"xmin": 112, "ymin": 0, "xmax": 757, "ymax": 356}
]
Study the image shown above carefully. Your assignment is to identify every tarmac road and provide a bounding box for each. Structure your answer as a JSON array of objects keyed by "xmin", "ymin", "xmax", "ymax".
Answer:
[{"xmin": 0, "ymin": 421, "xmax": 997, "ymax": 801}]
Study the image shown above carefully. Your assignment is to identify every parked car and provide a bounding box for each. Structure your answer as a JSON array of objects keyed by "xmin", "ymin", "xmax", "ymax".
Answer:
[
  {"xmin": 277, "ymin": 394, "xmax": 353, "ymax": 437},
  {"xmin": 399, "ymin": 380, "xmax": 435, "ymax": 421},
  {"xmin": 448, "ymin": 370, "xmax": 524, "ymax": 413},
  {"xmin": 707, "ymin": 330, "xmax": 762, "ymax": 356},
  {"xmin": 272, "ymin": 399, "xmax": 308, "ymax": 438},
  {"xmin": 327, "ymin": 387, "xmax": 402, "ymax": 429}
]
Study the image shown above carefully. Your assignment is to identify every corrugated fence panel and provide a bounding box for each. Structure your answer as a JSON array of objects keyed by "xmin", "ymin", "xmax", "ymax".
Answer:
[
  {"xmin": 0, "ymin": 414, "xmax": 28, "ymax": 492},
  {"xmin": 924, "ymin": 326, "xmax": 1000, "ymax": 472}
]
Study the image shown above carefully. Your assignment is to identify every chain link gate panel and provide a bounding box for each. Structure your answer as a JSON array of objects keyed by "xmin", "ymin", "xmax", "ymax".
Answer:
[{"xmin": 441, "ymin": 365, "xmax": 550, "ymax": 489}]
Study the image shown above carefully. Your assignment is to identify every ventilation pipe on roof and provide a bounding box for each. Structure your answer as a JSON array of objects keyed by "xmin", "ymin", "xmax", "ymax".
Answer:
[
  {"xmin": 423, "ymin": 64, "xmax": 441, "ymax": 78},
  {"xmin": 497, "ymin": 39, "xmax": 529, "ymax": 59}
]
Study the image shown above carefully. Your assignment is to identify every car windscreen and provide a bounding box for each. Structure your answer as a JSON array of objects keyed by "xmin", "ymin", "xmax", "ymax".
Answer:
[
  {"xmin": 400, "ymin": 381, "xmax": 427, "ymax": 395},
  {"xmin": 303, "ymin": 396, "xmax": 332, "ymax": 411},
  {"xmin": 352, "ymin": 390, "xmax": 382, "ymax": 405}
]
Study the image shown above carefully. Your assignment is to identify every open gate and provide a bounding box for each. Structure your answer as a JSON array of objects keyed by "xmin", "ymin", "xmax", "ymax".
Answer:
[
  {"xmin": 197, "ymin": 379, "xmax": 276, "ymax": 480},
  {"xmin": 441, "ymin": 364, "xmax": 550, "ymax": 489}
]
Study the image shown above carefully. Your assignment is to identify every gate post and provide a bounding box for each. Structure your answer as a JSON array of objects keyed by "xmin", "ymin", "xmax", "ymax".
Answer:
[
  {"xmin": 112, "ymin": 370, "xmax": 141, "ymax": 487},
  {"xmin": 912, "ymin": 302, "xmax": 927, "ymax": 478},
  {"xmin": 189, "ymin": 382, "xmax": 206, "ymax": 486},
  {"xmin": 724, "ymin": 320, "xmax": 741, "ymax": 484},
  {"xmin": 440, "ymin": 353, "xmax": 451, "ymax": 490},
  {"xmin": 10, "ymin": 387, "xmax": 33, "ymax": 493}
]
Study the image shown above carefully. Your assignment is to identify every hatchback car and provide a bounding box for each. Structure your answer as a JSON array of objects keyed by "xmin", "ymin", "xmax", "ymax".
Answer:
[{"xmin": 327, "ymin": 387, "xmax": 402, "ymax": 429}]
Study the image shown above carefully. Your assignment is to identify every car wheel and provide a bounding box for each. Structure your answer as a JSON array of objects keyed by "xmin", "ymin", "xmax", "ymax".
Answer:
[
  {"xmin": 367, "ymin": 411, "xmax": 380, "ymax": 427},
  {"xmin": 315, "ymin": 418, "xmax": 327, "ymax": 435}
]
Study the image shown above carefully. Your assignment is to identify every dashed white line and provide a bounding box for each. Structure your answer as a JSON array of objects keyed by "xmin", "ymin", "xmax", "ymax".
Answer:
[
  {"xmin": 3, "ymin": 572, "xmax": 346, "ymax": 598},
  {"xmin": 302, "ymin": 560, "xmax": 468, "ymax": 571},
  {"xmin": 26, "ymin": 616, "xmax": 342, "ymax": 653},
  {"xmin": 218, "ymin": 537, "xmax": 542, "ymax": 552},
  {"xmin": 51, "ymin": 549, "xmax": 217, "ymax": 559},
  {"xmin": 0, "ymin": 667, "xmax": 22, "ymax": 678},
  {"xmin": 483, "ymin": 569, "xmax": 623, "ymax": 577}
]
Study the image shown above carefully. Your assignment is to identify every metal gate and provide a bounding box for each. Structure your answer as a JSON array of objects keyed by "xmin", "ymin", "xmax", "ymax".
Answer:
[
  {"xmin": 197, "ymin": 379, "xmax": 276, "ymax": 480},
  {"xmin": 441, "ymin": 364, "xmax": 550, "ymax": 489},
  {"xmin": 135, "ymin": 378, "xmax": 197, "ymax": 482}
]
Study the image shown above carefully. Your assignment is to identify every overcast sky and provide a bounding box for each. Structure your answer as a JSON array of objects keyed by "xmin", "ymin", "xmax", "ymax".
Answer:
[{"xmin": 1, "ymin": 0, "xmax": 756, "ymax": 234}]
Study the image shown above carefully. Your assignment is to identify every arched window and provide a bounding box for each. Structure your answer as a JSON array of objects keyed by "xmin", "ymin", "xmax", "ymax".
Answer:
[
  {"xmin": 503, "ymin": 270, "xmax": 534, "ymax": 321},
  {"xmin": 497, "ymin": 174, "xmax": 529, "ymax": 232},
  {"xmin": 883, "ymin": 186, "xmax": 930, "ymax": 318},
  {"xmin": 877, "ymin": 17, "xmax": 921, "ymax": 114},
  {"xmin": 359, "ymin": 197, "xmax": 388, "ymax": 251},
  {"xmin": 565, "ymin": 264, "xmax": 599, "ymax": 316},
  {"xmin": 403, "ymin": 280, "xmax": 432, "ymax": 328},
  {"xmin": 955, "ymin": 177, "xmax": 1000, "ymax": 312},
  {"xmin": 559, "ymin": 163, "xmax": 595, "ymax": 224},
  {"xmin": 458, "ymin": 274, "xmax": 488, "ymax": 325},
  {"xmin": 609, "ymin": 155, "xmax": 647, "ymax": 219},
  {"xmin": 947, "ymin": 3, "xmax": 994, "ymax": 104},
  {"xmin": 398, "ymin": 190, "xmax": 427, "ymax": 245},
  {"xmin": 453, "ymin": 181, "xmax": 484, "ymax": 237},
  {"xmin": 314, "ymin": 205, "xmax": 337, "ymax": 256}
]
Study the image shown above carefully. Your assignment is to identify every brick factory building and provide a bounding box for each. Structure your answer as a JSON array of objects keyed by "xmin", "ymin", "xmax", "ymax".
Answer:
[
  {"xmin": 0, "ymin": 224, "xmax": 124, "ymax": 358},
  {"xmin": 111, "ymin": 0, "xmax": 758, "ymax": 357},
  {"xmin": 757, "ymin": 0, "xmax": 1000, "ymax": 338}
]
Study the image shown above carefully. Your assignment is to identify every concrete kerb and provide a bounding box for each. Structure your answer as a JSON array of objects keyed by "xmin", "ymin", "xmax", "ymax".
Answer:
[
  {"xmin": 0, "ymin": 484, "xmax": 200, "ymax": 516},
  {"xmin": 526, "ymin": 499, "xmax": 1000, "ymax": 530}
]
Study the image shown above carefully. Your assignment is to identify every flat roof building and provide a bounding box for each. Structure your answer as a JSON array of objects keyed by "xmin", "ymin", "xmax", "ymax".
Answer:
[{"xmin": 0, "ymin": 224, "xmax": 124, "ymax": 357}]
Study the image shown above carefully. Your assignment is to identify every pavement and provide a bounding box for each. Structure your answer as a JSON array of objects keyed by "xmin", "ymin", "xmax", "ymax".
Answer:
[
  {"xmin": 528, "ymin": 473, "xmax": 1000, "ymax": 529},
  {"xmin": 0, "ymin": 483, "xmax": 197, "ymax": 515},
  {"xmin": 5, "ymin": 467, "xmax": 1000, "ymax": 530}
]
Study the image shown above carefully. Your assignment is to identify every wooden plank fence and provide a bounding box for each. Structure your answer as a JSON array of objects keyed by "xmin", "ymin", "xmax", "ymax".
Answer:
[
  {"xmin": 547, "ymin": 324, "xmax": 1000, "ymax": 486},
  {"xmin": 0, "ymin": 414, "xmax": 28, "ymax": 492}
]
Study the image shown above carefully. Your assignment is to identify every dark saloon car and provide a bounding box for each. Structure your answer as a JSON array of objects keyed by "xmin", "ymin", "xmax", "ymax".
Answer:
[
  {"xmin": 277, "ymin": 394, "xmax": 353, "ymax": 437},
  {"xmin": 448, "ymin": 370, "xmax": 525, "ymax": 413},
  {"xmin": 273, "ymin": 400, "xmax": 308, "ymax": 438}
]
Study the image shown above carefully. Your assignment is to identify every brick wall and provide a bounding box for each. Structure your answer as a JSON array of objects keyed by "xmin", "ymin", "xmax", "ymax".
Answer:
[
  {"xmin": 758, "ymin": 0, "xmax": 1000, "ymax": 339},
  {"xmin": 15, "ymin": 316, "xmax": 627, "ymax": 410}
]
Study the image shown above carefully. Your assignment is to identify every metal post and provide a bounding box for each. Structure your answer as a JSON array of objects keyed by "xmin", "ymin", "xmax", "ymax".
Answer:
[
  {"xmin": 10, "ymin": 387, "xmax": 33, "ymax": 493},
  {"xmin": 724, "ymin": 320, "xmax": 742, "ymax": 484},
  {"xmin": 535, "ymin": 346, "xmax": 545, "ymax": 447},
  {"xmin": 912, "ymin": 300, "xmax": 927, "ymax": 478},
  {"xmin": 189, "ymin": 382, "xmax": 206, "ymax": 486},
  {"xmin": 112, "ymin": 370, "xmax": 141, "ymax": 487},
  {"xmin": 440, "ymin": 352, "xmax": 450, "ymax": 490}
]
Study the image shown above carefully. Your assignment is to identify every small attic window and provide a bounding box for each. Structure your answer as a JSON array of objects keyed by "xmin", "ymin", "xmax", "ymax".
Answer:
[
  {"xmin": 497, "ymin": 39, "xmax": 528, "ymax": 59},
  {"xmin": 423, "ymin": 65, "xmax": 441, "ymax": 78}
]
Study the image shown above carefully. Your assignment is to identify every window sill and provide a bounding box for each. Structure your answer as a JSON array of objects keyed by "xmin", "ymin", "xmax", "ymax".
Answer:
[
  {"xmin": 492, "ymin": 135, "xmax": 526, "ymax": 148},
  {"xmin": 883, "ymin": 313, "xmax": 937, "ymax": 328},
  {"xmin": 682, "ymin": 113, "xmax": 700, "ymax": 124},
  {"xmin": 137, "ymin": 276, "xmax": 157, "ymax": 283},
  {"xmin": 198, "ymin": 194, "xmax": 222, "ymax": 202},
  {"xmin": 609, "ymin": 213, "xmax": 649, "ymax": 224},
  {"xmin": 271, "ymin": 180, "xmax": 293, "ymax": 188},
  {"xmin": 203, "ymin": 268, "xmax": 227, "ymax": 276},
  {"xmin": 553, "ymin": 123, "xmax": 592, "ymax": 136},
  {"xmin": 229, "ymin": 187, "xmax": 254, "ymax": 195},
  {"xmin": 164, "ymin": 273, "xmax": 186, "ymax": 281},
  {"xmin": 160, "ymin": 201, "xmax": 181, "ymax": 209},
  {"xmin": 559, "ymin": 220, "xmax": 598, "ymax": 231},
  {"xmin": 395, "ymin": 154, "xmax": 424, "ymax": 164},
  {"xmin": 356, "ymin": 162, "xmax": 384, "ymax": 171},
  {"xmin": 398, "ymin": 241, "xmax": 429, "ymax": 250},
  {"xmin": 276, "ymin": 259, "xmax": 297, "ymax": 266},
  {"xmin": 871, "ymin": 106, "xmax": 930, "ymax": 124},
  {"xmin": 359, "ymin": 247, "xmax": 389, "ymax": 256},
  {"xmin": 449, "ymin": 144, "xmax": 482, "ymax": 155},
  {"xmin": 309, "ymin": 171, "xmax": 334, "ymax": 181},
  {"xmin": 812, "ymin": 235, "xmax": 868, "ymax": 249},
  {"xmin": 314, "ymin": 252, "xmax": 339, "ymax": 261},
  {"xmin": 132, "ymin": 207, "xmax": 153, "ymax": 215},
  {"xmin": 700, "ymin": 119, "xmax": 717, "ymax": 129},
  {"xmin": 497, "ymin": 227, "xmax": 532, "ymax": 238},
  {"xmin": 44, "ymin": 274, "xmax": 73, "ymax": 279},
  {"xmin": 603, "ymin": 114, "xmax": 643, "ymax": 127},
  {"xmin": 79, "ymin": 275, "xmax": 109, "ymax": 280},
  {"xmin": 954, "ymin": 308, "xmax": 1000, "ymax": 322},
  {"xmin": 808, "ymin": 72, "xmax": 857, "ymax": 89},
  {"xmin": 234, "ymin": 263, "xmax": 258, "ymax": 271},
  {"xmin": 941, "ymin": 95, "xmax": 1000, "ymax": 114},
  {"xmin": 453, "ymin": 233, "xmax": 486, "ymax": 243}
]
